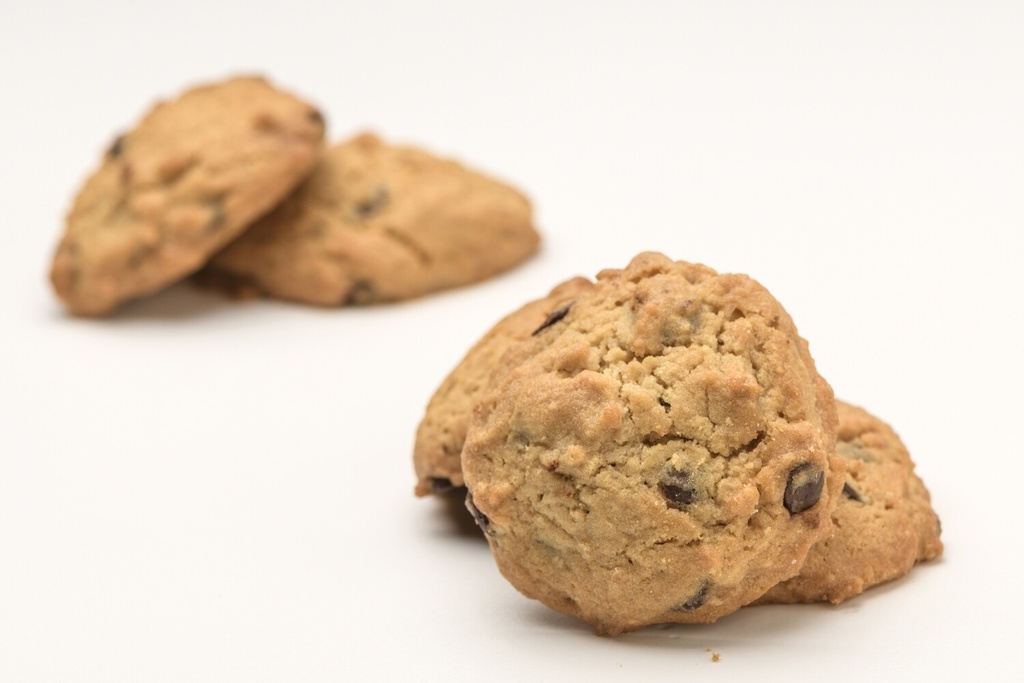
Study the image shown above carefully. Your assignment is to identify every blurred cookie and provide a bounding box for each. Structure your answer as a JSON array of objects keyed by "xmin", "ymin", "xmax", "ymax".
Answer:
[
  {"xmin": 50, "ymin": 75, "xmax": 325, "ymax": 316},
  {"xmin": 414, "ymin": 275, "xmax": 595, "ymax": 496},
  {"xmin": 756, "ymin": 400, "xmax": 943, "ymax": 604},
  {"xmin": 460, "ymin": 252, "xmax": 841, "ymax": 634},
  {"xmin": 197, "ymin": 132, "xmax": 540, "ymax": 305}
]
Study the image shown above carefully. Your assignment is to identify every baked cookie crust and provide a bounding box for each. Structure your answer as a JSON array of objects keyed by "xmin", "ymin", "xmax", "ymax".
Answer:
[
  {"xmin": 414, "ymin": 276, "xmax": 595, "ymax": 495},
  {"xmin": 460, "ymin": 253, "xmax": 841, "ymax": 634},
  {"xmin": 197, "ymin": 132, "xmax": 540, "ymax": 305},
  {"xmin": 756, "ymin": 400, "xmax": 943, "ymax": 604},
  {"xmin": 50, "ymin": 75, "xmax": 325, "ymax": 316}
]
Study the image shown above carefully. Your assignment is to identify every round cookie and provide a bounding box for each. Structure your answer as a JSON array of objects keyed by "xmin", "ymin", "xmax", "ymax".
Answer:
[
  {"xmin": 461, "ymin": 252, "xmax": 842, "ymax": 635},
  {"xmin": 414, "ymin": 276, "xmax": 595, "ymax": 496},
  {"xmin": 196, "ymin": 132, "xmax": 541, "ymax": 305},
  {"xmin": 756, "ymin": 400, "xmax": 943, "ymax": 605},
  {"xmin": 50, "ymin": 75, "xmax": 325, "ymax": 316}
]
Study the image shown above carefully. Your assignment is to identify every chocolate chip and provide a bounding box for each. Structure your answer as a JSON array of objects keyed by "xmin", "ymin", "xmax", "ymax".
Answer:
[
  {"xmin": 204, "ymin": 197, "xmax": 225, "ymax": 233},
  {"xmin": 429, "ymin": 477, "xmax": 455, "ymax": 494},
  {"xmin": 308, "ymin": 108, "xmax": 325, "ymax": 125},
  {"xmin": 107, "ymin": 134, "xmax": 126, "ymax": 159},
  {"xmin": 842, "ymin": 481, "xmax": 863, "ymax": 502},
  {"xmin": 784, "ymin": 463, "xmax": 825, "ymax": 514},
  {"xmin": 531, "ymin": 302, "xmax": 573, "ymax": 336},
  {"xmin": 344, "ymin": 278, "xmax": 377, "ymax": 305},
  {"xmin": 837, "ymin": 440, "xmax": 874, "ymax": 462},
  {"xmin": 671, "ymin": 580, "xmax": 712, "ymax": 612},
  {"xmin": 659, "ymin": 469, "xmax": 697, "ymax": 510},
  {"xmin": 354, "ymin": 186, "xmax": 389, "ymax": 220},
  {"xmin": 465, "ymin": 490, "xmax": 493, "ymax": 536}
]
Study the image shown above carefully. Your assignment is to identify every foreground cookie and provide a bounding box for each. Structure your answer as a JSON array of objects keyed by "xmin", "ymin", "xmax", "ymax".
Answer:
[
  {"xmin": 461, "ymin": 253, "xmax": 841, "ymax": 635},
  {"xmin": 197, "ymin": 132, "xmax": 540, "ymax": 305},
  {"xmin": 756, "ymin": 401, "xmax": 943, "ymax": 604},
  {"xmin": 415, "ymin": 295, "xmax": 945, "ymax": 610},
  {"xmin": 50, "ymin": 76, "xmax": 325, "ymax": 316},
  {"xmin": 414, "ymin": 276, "xmax": 596, "ymax": 495}
]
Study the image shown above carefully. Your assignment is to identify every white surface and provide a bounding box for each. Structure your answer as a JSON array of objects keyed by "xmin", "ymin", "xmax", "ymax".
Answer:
[{"xmin": 2, "ymin": 2, "xmax": 1022, "ymax": 680}]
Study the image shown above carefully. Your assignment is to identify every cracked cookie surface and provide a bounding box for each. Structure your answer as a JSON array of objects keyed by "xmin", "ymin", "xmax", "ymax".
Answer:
[
  {"xmin": 197, "ymin": 132, "xmax": 540, "ymax": 305},
  {"xmin": 460, "ymin": 253, "xmax": 841, "ymax": 634},
  {"xmin": 414, "ymin": 275, "xmax": 596, "ymax": 495},
  {"xmin": 50, "ymin": 75, "xmax": 325, "ymax": 316},
  {"xmin": 414, "ymin": 291, "xmax": 944, "ymax": 613},
  {"xmin": 757, "ymin": 400, "xmax": 943, "ymax": 604}
]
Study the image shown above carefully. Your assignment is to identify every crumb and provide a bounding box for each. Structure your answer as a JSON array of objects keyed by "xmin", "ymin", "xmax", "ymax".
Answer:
[{"xmin": 706, "ymin": 647, "xmax": 721, "ymax": 662}]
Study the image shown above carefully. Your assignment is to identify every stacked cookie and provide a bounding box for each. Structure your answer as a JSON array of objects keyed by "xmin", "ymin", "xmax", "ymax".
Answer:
[
  {"xmin": 413, "ymin": 253, "xmax": 942, "ymax": 635},
  {"xmin": 50, "ymin": 76, "xmax": 540, "ymax": 316}
]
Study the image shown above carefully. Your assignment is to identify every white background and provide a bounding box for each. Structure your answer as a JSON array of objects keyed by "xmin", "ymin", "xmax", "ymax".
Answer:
[{"xmin": 2, "ymin": 1, "xmax": 1022, "ymax": 680}]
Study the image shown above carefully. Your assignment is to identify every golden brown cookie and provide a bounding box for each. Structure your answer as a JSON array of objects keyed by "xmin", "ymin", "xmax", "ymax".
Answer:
[
  {"xmin": 414, "ymin": 276, "xmax": 595, "ymax": 495},
  {"xmin": 460, "ymin": 253, "xmax": 842, "ymax": 634},
  {"xmin": 196, "ymin": 132, "xmax": 540, "ymax": 305},
  {"xmin": 50, "ymin": 75, "xmax": 325, "ymax": 316},
  {"xmin": 756, "ymin": 400, "xmax": 943, "ymax": 604}
]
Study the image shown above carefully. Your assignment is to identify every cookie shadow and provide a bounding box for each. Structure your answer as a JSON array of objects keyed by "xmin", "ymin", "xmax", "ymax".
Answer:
[
  {"xmin": 521, "ymin": 596, "xmax": 840, "ymax": 650},
  {"xmin": 95, "ymin": 278, "xmax": 437, "ymax": 322},
  {"xmin": 96, "ymin": 280, "xmax": 241, "ymax": 321},
  {"xmin": 522, "ymin": 559, "xmax": 947, "ymax": 649},
  {"xmin": 427, "ymin": 487, "xmax": 488, "ymax": 542}
]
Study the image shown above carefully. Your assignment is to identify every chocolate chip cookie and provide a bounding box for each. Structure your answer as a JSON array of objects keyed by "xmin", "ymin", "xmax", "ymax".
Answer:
[
  {"xmin": 50, "ymin": 75, "xmax": 325, "ymax": 316},
  {"xmin": 460, "ymin": 252, "xmax": 842, "ymax": 634},
  {"xmin": 196, "ymin": 132, "xmax": 540, "ymax": 305},
  {"xmin": 756, "ymin": 400, "xmax": 943, "ymax": 604}
]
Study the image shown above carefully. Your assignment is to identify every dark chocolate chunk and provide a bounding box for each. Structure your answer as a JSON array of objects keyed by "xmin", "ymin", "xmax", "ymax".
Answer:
[
  {"xmin": 107, "ymin": 134, "xmax": 125, "ymax": 159},
  {"xmin": 659, "ymin": 469, "xmax": 697, "ymax": 510},
  {"xmin": 784, "ymin": 463, "xmax": 825, "ymax": 514},
  {"xmin": 841, "ymin": 481, "xmax": 863, "ymax": 502},
  {"xmin": 344, "ymin": 278, "xmax": 377, "ymax": 305},
  {"xmin": 837, "ymin": 440, "xmax": 874, "ymax": 462},
  {"xmin": 354, "ymin": 185, "xmax": 389, "ymax": 220},
  {"xmin": 671, "ymin": 580, "xmax": 712, "ymax": 612},
  {"xmin": 465, "ymin": 490, "xmax": 493, "ymax": 536},
  {"xmin": 531, "ymin": 302, "xmax": 574, "ymax": 336},
  {"xmin": 204, "ymin": 196, "xmax": 226, "ymax": 233}
]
